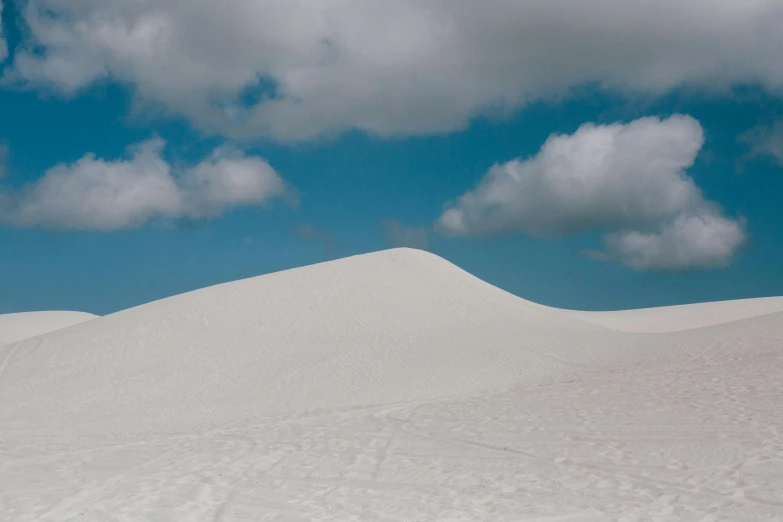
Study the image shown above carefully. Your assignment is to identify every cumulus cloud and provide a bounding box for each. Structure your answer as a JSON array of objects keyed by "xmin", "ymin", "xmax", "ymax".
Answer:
[
  {"xmin": 381, "ymin": 219, "xmax": 429, "ymax": 250},
  {"xmin": 436, "ymin": 115, "xmax": 746, "ymax": 271},
  {"xmin": 0, "ymin": 138, "xmax": 289, "ymax": 230},
  {"xmin": 437, "ymin": 116, "xmax": 705, "ymax": 237},
  {"xmin": 4, "ymin": 1, "xmax": 783, "ymax": 141},
  {"xmin": 738, "ymin": 120, "xmax": 783, "ymax": 166}
]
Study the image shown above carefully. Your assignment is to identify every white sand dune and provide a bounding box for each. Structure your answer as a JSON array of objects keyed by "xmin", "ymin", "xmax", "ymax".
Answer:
[
  {"xmin": 0, "ymin": 310, "xmax": 97, "ymax": 346},
  {"xmin": 0, "ymin": 248, "xmax": 781, "ymax": 521}
]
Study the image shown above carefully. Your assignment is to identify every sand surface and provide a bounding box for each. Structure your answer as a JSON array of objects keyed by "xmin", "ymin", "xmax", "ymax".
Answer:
[
  {"xmin": 0, "ymin": 311, "xmax": 97, "ymax": 346},
  {"xmin": 0, "ymin": 248, "xmax": 780, "ymax": 521}
]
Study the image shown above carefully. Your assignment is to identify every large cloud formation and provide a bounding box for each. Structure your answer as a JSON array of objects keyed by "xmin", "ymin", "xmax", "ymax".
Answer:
[
  {"xmin": 436, "ymin": 115, "xmax": 746, "ymax": 271},
  {"xmin": 4, "ymin": 1, "xmax": 783, "ymax": 141},
  {"xmin": 0, "ymin": 138, "xmax": 289, "ymax": 230}
]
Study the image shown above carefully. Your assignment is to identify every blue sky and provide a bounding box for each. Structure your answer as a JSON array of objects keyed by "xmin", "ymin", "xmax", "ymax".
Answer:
[{"xmin": 1, "ymin": 1, "xmax": 782, "ymax": 315}]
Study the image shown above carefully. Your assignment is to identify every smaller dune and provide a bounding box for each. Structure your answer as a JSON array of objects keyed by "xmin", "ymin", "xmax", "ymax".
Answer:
[
  {"xmin": 565, "ymin": 296, "xmax": 783, "ymax": 333},
  {"xmin": 0, "ymin": 311, "xmax": 98, "ymax": 345}
]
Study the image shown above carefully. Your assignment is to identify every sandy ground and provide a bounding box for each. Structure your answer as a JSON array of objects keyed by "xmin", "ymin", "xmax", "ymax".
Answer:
[{"xmin": 0, "ymin": 248, "xmax": 780, "ymax": 521}]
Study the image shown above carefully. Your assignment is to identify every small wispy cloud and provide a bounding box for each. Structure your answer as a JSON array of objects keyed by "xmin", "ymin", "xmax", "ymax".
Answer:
[
  {"xmin": 293, "ymin": 223, "xmax": 340, "ymax": 259},
  {"xmin": 380, "ymin": 219, "xmax": 429, "ymax": 251},
  {"xmin": 0, "ymin": 141, "xmax": 8, "ymax": 178},
  {"xmin": 738, "ymin": 120, "xmax": 783, "ymax": 167}
]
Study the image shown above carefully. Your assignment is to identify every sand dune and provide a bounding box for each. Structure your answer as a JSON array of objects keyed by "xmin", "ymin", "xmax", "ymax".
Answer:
[
  {"xmin": 0, "ymin": 249, "xmax": 629, "ymax": 434},
  {"xmin": 0, "ymin": 310, "xmax": 97, "ymax": 346},
  {"xmin": 0, "ymin": 248, "xmax": 781, "ymax": 521}
]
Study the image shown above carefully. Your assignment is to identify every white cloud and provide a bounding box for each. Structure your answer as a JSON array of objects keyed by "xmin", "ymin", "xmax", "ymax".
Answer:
[
  {"xmin": 0, "ymin": 138, "xmax": 289, "ymax": 230},
  {"xmin": 738, "ymin": 120, "xmax": 783, "ymax": 166},
  {"xmin": 436, "ymin": 115, "xmax": 746, "ymax": 271},
  {"xmin": 4, "ymin": 1, "xmax": 783, "ymax": 141},
  {"xmin": 381, "ymin": 219, "xmax": 429, "ymax": 250}
]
